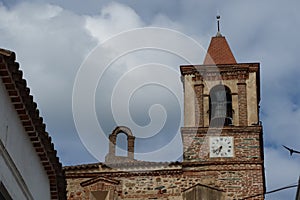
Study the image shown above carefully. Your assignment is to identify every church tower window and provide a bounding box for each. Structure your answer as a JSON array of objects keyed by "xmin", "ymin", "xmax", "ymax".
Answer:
[{"xmin": 209, "ymin": 85, "xmax": 233, "ymax": 127}]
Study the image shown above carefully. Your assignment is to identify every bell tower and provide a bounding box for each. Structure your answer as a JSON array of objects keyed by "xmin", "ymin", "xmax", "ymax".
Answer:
[{"xmin": 180, "ymin": 17, "xmax": 265, "ymax": 199}]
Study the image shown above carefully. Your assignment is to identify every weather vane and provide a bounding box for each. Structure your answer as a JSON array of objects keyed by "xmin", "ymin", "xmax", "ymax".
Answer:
[{"xmin": 216, "ymin": 15, "xmax": 222, "ymax": 36}]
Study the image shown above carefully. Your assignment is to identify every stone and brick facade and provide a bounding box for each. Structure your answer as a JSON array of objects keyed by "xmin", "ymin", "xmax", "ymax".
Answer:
[{"xmin": 64, "ymin": 31, "xmax": 265, "ymax": 200}]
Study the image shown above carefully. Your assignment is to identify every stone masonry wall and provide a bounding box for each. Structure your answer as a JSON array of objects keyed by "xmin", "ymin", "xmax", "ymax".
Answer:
[{"xmin": 66, "ymin": 164, "xmax": 264, "ymax": 200}]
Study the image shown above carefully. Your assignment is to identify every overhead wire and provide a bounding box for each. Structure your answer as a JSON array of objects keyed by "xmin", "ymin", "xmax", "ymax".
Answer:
[{"xmin": 240, "ymin": 183, "xmax": 299, "ymax": 200}]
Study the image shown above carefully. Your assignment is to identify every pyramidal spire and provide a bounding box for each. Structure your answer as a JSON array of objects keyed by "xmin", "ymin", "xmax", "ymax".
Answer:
[{"xmin": 203, "ymin": 16, "xmax": 237, "ymax": 65}]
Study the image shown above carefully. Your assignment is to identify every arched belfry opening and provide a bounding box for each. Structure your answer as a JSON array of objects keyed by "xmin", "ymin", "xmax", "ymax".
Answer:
[
  {"xmin": 115, "ymin": 132, "xmax": 128, "ymax": 157},
  {"xmin": 209, "ymin": 85, "xmax": 233, "ymax": 127},
  {"xmin": 105, "ymin": 126, "xmax": 135, "ymax": 163}
]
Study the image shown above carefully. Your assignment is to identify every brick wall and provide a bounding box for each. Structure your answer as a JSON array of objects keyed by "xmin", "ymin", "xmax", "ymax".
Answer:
[
  {"xmin": 237, "ymin": 80, "xmax": 248, "ymax": 126},
  {"xmin": 182, "ymin": 126, "xmax": 263, "ymax": 162}
]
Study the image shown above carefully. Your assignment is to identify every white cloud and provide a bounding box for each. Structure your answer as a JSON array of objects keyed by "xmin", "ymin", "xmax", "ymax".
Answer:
[
  {"xmin": 0, "ymin": 2, "xmax": 98, "ymax": 163},
  {"xmin": 151, "ymin": 14, "xmax": 183, "ymax": 31},
  {"xmin": 85, "ymin": 2, "xmax": 144, "ymax": 43},
  {"xmin": 0, "ymin": 2, "xmax": 94, "ymax": 97}
]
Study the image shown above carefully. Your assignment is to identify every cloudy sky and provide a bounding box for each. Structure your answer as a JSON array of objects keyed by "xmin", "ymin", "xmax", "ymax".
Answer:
[{"xmin": 0, "ymin": 0, "xmax": 300, "ymax": 199}]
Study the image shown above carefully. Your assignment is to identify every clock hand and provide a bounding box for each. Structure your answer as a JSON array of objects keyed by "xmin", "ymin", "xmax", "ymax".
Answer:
[
  {"xmin": 213, "ymin": 148, "xmax": 218, "ymax": 153},
  {"xmin": 213, "ymin": 146, "xmax": 223, "ymax": 154},
  {"xmin": 217, "ymin": 146, "xmax": 223, "ymax": 154}
]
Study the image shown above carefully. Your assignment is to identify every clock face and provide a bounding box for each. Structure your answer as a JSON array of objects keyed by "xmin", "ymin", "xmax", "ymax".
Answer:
[{"xmin": 209, "ymin": 136, "xmax": 234, "ymax": 157}]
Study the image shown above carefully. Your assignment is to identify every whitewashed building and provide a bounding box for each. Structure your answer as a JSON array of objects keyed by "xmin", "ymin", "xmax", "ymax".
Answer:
[{"xmin": 0, "ymin": 49, "xmax": 66, "ymax": 199}]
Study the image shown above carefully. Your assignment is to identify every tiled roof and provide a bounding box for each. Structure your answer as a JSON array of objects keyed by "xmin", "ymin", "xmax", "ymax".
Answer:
[
  {"xmin": 0, "ymin": 48, "xmax": 66, "ymax": 200},
  {"xmin": 63, "ymin": 162, "xmax": 105, "ymax": 170},
  {"xmin": 64, "ymin": 161, "xmax": 183, "ymax": 179},
  {"xmin": 64, "ymin": 161, "xmax": 182, "ymax": 171},
  {"xmin": 203, "ymin": 35, "xmax": 237, "ymax": 65},
  {"xmin": 106, "ymin": 160, "xmax": 180, "ymax": 169}
]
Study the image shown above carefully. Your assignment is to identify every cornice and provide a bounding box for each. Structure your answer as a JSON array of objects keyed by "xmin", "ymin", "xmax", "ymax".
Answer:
[
  {"xmin": 181, "ymin": 126, "xmax": 262, "ymax": 135},
  {"xmin": 180, "ymin": 63, "xmax": 259, "ymax": 78},
  {"xmin": 182, "ymin": 160, "xmax": 264, "ymax": 167}
]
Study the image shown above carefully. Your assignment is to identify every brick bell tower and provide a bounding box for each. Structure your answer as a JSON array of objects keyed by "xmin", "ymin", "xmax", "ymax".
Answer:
[{"xmin": 180, "ymin": 17, "xmax": 266, "ymax": 199}]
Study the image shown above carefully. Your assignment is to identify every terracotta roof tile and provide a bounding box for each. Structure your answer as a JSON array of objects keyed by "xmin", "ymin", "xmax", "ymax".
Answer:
[
  {"xmin": 203, "ymin": 36, "xmax": 236, "ymax": 65},
  {"xmin": 63, "ymin": 162, "xmax": 104, "ymax": 170},
  {"xmin": 64, "ymin": 161, "xmax": 182, "ymax": 172},
  {"xmin": 0, "ymin": 48, "xmax": 66, "ymax": 200}
]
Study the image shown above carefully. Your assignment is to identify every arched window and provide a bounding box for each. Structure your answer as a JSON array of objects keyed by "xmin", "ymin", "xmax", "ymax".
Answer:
[{"xmin": 209, "ymin": 85, "xmax": 233, "ymax": 127}]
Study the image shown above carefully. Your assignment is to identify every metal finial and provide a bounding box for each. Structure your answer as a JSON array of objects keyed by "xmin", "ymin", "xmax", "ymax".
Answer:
[{"xmin": 216, "ymin": 15, "xmax": 222, "ymax": 37}]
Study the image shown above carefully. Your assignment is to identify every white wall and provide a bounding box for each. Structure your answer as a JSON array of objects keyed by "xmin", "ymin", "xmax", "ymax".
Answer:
[{"xmin": 0, "ymin": 80, "xmax": 51, "ymax": 200}]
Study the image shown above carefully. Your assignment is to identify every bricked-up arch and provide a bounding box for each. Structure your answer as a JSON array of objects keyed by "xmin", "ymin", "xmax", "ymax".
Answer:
[
  {"xmin": 108, "ymin": 126, "xmax": 135, "ymax": 160},
  {"xmin": 209, "ymin": 85, "xmax": 233, "ymax": 127}
]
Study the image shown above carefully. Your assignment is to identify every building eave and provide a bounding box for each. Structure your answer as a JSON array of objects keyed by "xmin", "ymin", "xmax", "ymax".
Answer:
[{"xmin": 0, "ymin": 48, "xmax": 66, "ymax": 200}]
